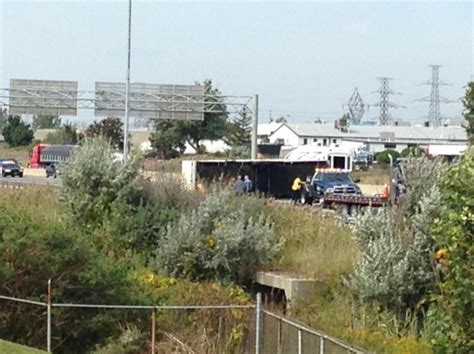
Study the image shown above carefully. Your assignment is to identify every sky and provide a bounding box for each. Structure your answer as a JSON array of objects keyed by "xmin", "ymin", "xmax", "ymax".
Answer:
[{"xmin": 1, "ymin": 0, "xmax": 473, "ymax": 125}]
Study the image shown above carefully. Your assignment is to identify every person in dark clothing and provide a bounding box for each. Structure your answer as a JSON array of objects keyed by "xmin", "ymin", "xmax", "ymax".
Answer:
[
  {"xmin": 234, "ymin": 175, "xmax": 245, "ymax": 195},
  {"xmin": 243, "ymin": 175, "xmax": 253, "ymax": 193}
]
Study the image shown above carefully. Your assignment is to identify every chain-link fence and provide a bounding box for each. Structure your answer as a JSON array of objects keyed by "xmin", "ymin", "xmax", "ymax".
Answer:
[
  {"xmin": 1, "ymin": 292, "xmax": 364, "ymax": 353},
  {"xmin": 259, "ymin": 310, "xmax": 364, "ymax": 354}
]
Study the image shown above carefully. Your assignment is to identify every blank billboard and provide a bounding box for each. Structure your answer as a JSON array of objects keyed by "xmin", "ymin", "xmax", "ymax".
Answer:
[
  {"xmin": 9, "ymin": 79, "xmax": 78, "ymax": 116},
  {"xmin": 95, "ymin": 82, "xmax": 204, "ymax": 120}
]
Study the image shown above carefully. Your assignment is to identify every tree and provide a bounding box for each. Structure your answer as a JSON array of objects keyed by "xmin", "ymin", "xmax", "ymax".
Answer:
[
  {"xmin": 426, "ymin": 148, "xmax": 474, "ymax": 352},
  {"xmin": 225, "ymin": 106, "xmax": 251, "ymax": 147},
  {"xmin": 181, "ymin": 80, "xmax": 228, "ymax": 152},
  {"xmin": 462, "ymin": 81, "xmax": 474, "ymax": 144},
  {"xmin": 0, "ymin": 108, "xmax": 7, "ymax": 132},
  {"xmin": 32, "ymin": 115, "xmax": 61, "ymax": 130},
  {"xmin": 150, "ymin": 120, "xmax": 186, "ymax": 159},
  {"xmin": 85, "ymin": 117, "xmax": 124, "ymax": 149},
  {"xmin": 375, "ymin": 149, "xmax": 400, "ymax": 165},
  {"xmin": 270, "ymin": 116, "xmax": 287, "ymax": 123},
  {"xmin": 44, "ymin": 123, "xmax": 79, "ymax": 145},
  {"xmin": 2, "ymin": 115, "xmax": 34, "ymax": 147},
  {"xmin": 149, "ymin": 80, "xmax": 228, "ymax": 157}
]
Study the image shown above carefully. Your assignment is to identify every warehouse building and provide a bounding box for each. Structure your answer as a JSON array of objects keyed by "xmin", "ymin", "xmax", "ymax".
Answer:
[{"xmin": 265, "ymin": 123, "xmax": 468, "ymax": 153}]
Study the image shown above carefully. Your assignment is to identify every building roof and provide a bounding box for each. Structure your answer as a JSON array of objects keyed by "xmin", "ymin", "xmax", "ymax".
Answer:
[
  {"xmin": 257, "ymin": 122, "xmax": 283, "ymax": 136},
  {"xmin": 276, "ymin": 123, "xmax": 467, "ymax": 142}
]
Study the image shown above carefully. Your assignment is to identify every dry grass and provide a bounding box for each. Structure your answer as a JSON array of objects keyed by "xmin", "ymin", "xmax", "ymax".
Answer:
[
  {"xmin": 0, "ymin": 145, "xmax": 31, "ymax": 165},
  {"xmin": 265, "ymin": 203, "xmax": 356, "ymax": 278},
  {"xmin": 0, "ymin": 186, "xmax": 63, "ymax": 222},
  {"xmin": 352, "ymin": 168, "xmax": 390, "ymax": 185}
]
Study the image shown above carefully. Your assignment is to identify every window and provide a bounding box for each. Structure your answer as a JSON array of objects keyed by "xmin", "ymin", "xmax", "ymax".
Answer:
[
  {"xmin": 303, "ymin": 138, "xmax": 308, "ymax": 145},
  {"xmin": 323, "ymin": 138, "xmax": 327, "ymax": 146},
  {"xmin": 313, "ymin": 138, "xmax": 317, "ymax": 142},
  {"xmin": 384, "ymin": 143, "xmax": 397, "ymax": 149},
  {"xmin": 332, "ymin": 139, "xmax": 337, "ymax": 144}
]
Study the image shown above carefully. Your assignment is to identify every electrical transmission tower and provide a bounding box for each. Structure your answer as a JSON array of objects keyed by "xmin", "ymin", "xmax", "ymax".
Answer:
[
  {"xmin": 416, "ymin": 65, "xmax": 451, "ymax": 127},
  {"xmin": 373, "ymin": 77, "xmax": 403, "ymax": 126},
  {"xmin": 344, "ymin": 87, "xmax": 366, "ymax": 124}
]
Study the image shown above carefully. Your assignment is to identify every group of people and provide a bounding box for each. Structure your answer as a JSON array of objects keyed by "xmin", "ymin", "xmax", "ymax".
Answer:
[{"xmin": 234, "ymin": 175, "xmax": 253, "ymax": 195}]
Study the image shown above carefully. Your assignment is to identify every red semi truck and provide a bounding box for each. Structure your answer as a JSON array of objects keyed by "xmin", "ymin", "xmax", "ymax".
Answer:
[{"xmin": 28, "ymin": 144, "xmax": 75, "ymax": 168}]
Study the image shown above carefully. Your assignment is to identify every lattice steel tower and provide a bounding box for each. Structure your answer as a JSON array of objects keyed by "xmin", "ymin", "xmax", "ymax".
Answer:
[
  {"xmin": 417, "ymin": 65, "xmax": 450, "ymax": 127},
  {"xmin": 345, "ymin": 87, "xmax": 366, "ymax": 124},
  {"xmin": 374, "ymin": 77, "xmax": 402, "ymax": 125}
]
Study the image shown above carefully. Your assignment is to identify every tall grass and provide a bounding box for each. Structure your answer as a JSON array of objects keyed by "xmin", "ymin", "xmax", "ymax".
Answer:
[
  {"xmin": 265, "ymin": 203, "xmax": 356, "ymax": 278},
  {"xmin": 0, "ymin": 187, "xmax": 63, "ymax": 222}
]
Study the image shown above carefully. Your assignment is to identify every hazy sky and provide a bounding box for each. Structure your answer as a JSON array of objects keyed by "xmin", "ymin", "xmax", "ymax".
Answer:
[{"xmin": 1, "ymin": 0, "xmax": 473, "ymax": 124}]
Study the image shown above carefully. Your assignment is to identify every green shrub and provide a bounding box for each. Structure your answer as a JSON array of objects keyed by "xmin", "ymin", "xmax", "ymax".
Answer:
[
  {"xmin": 401, "ymin": 146, "xmax": 423, "ymax": 158},
  {"xmin": 375, "ymin": 149, "xmax": 400, "ymax": 165},
  {"xmin": 59, "ymin": 137, "xmax": 141, "ymax": 227},
  {"xmin": 349, "ymin": 156, "xmax": 445, "ymax": 328},
  {"xmin": 154, "ymin": 189, "xmax": 279, "ymax": 284},
  {"xmin": 0, "ymin": 205, "xmax": 147, "ymax": 354},
  {"xmin": 426, "ymin": 148, "xmax": 474, "ymax": 353}
]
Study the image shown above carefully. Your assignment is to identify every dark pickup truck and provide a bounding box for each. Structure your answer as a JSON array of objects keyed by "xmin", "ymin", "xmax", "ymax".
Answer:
[{"xmin": 300, "ymin": 170, "xmax": 362, "ymax": 205}]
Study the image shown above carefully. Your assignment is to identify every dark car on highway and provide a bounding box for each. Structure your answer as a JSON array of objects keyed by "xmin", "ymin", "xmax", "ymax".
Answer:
[{"xmin": 1, "ymin": 163, "xmax": 24, "ymax": 178}]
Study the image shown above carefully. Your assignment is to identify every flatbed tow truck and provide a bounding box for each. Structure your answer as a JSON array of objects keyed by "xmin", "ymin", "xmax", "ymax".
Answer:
[
  {"xmin": 300, "ymin": 168, "xmax": 391, "ymax": 216},
  {"xmin": 322, "ymin": 193, "xmax": 388, "ymax": 216}
]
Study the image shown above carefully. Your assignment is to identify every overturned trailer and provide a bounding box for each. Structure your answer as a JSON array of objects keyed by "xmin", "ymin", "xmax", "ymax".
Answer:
[{"xmin": 182, "ymin": 153, "xmax": 352, "ymax": 198}]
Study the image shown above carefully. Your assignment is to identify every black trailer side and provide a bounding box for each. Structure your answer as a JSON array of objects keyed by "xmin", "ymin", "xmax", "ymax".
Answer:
[{"xmin": 192, "ymin": 159, "xmax": 328, "ymax": 198}]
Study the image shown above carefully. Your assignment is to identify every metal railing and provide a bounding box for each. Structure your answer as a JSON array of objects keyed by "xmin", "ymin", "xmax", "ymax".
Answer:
[
  {"xmin": 1, "ymin": 290, "xmax": 365, "ymax": 353},
  {"xmin": 260, "ymin": 310, "xmax": 365, "ymax": 354}
]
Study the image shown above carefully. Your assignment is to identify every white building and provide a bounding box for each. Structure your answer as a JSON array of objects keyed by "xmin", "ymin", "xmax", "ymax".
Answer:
[
  {"xmin": 257, "ymin": 122, "xmax": 284, "ymax": 143},
  {"xmin": 265, "ymin": 123, "xmax": 468, "ymax": 154}
]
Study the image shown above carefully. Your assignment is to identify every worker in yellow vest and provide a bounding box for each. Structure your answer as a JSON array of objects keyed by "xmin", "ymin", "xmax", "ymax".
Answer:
[{"xmin": 291, "ymin": 176, "xmax": 304, "ymax": 204}]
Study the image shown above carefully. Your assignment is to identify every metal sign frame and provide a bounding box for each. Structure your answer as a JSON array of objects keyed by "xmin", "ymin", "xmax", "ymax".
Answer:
[{"xmin": 8, "ymin": 79, "xmax": 78, "ymax": 116}]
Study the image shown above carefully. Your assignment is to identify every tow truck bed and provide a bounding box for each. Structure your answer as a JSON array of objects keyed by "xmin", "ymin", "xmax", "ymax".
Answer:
[{"xmin": 323, "ymin": 194, "xmax": 387, "ymax": 207}]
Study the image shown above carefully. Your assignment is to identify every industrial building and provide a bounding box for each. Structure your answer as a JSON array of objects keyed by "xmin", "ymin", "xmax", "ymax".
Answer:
[{"xmin": 263, "ymin": 123, "xmax": 468, "ymax": 154}]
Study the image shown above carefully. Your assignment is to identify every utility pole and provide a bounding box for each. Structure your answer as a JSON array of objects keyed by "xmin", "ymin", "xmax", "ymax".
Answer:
[
  {"xmin": 373, "ymin": 77, "xmax": 402, "ymax": 126},
  {"xmin": 416, "ymin": 65, "xmax": 451, "ymax": 127},
  {"xmin": 123, "ymin": 0, "xmax": 132, "ymax": 160}
]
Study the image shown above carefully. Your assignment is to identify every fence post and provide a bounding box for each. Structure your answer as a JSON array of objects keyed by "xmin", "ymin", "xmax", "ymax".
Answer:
[
  {"xmin": 151, "ymin": 307, "xmax": 156, "ymax": 354},
  {"xmin": 319, "ymin": 335, "xmax": 325, "ymax": 354},
  {"xmin": 47, "ymin": 278, "xmax": 52, "ymax": 353},
  {"xmin": 255, "ymin": 292, "xmax": 261, "ymax": 354},
  {"xmin": 298, "ymin": 329, "xmax": 302, "ymax": 354},
  {"xmin": 277, "ymin": 317, "xmax": 282, "ymax": 354}
]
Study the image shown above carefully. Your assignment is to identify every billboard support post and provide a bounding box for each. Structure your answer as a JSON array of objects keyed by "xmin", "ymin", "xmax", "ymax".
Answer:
[
  {"xmin": 251, "ymin": 94, "xmax": 259, "ymax": 160},
  {"xmin": 123, "ymin": 0, "xmax": 132, "ymax": 161}
]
